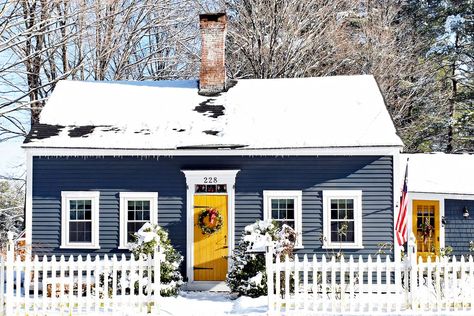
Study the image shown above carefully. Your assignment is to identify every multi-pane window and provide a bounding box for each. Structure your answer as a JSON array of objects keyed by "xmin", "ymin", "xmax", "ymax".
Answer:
[
  {"xmin": 61, "ymin": 191, "xmax": 100, "ymax": 249},
  {"xmin": 263, "ymin": 191, "xmax": 303, "ymax": 247},
  {"xmin": 119, "ymin": 192, "xmax": 158, "ymax": 248},
  {"xmin": 329, "ymin": 198, "xmax": 355, "ymax": 243},
  {"xmin": 69, "ymin": 200, "xmax": 92, "ymax": 242},
  {"xmin": 126, "ymin": 200, "xmax": 151, "ymax": 242},
  {"xmin": 271, "ymin": 198, "xmax": 295, "ymax": 229},
  {"xmin": 323, "ymin": 190, "xmax": 363, "ymax": 249}
]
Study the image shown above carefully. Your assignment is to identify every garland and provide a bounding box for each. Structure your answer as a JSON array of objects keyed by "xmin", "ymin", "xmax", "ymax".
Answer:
[
  {"xmin": 419, "ymin": 218, "xmax": 434, "ymax": 244},
  {"xmin": 198, "ymin": 208, "xmax": 223, "ymax": 235}
]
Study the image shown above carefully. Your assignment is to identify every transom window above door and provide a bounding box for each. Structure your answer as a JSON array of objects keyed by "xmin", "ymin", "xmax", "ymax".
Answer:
[
  {"xmin": 263, "ymin": 190, "xmax": 303, "ymax": 247},
  {"xmin": 119, "ymin": 192, "xmax": 158, "ymax": 249},
  {"xmin": 195, "ymin": 184, "xmax": 227, "ymax": 194}
]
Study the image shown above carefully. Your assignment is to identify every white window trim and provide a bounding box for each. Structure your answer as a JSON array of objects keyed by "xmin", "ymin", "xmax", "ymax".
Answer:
[
  {"xmin": 61, "ymin": 191, "xmax": 100, "ymax": 249},
  {"xmin": 263, "ymin": 190, "xmax": 303, "ymax": 248},
  {"xmin": 119, "ymin": 192, "xmax": 158, "ymax": 249},
  {"xmin": 322, "ymin": 190, "xmax": 363, "ymax": 249}
]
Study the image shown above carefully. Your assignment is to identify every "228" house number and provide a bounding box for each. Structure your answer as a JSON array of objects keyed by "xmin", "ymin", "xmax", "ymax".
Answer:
[{"xmin": 203, "ymin": 177, "xmax": 218, "ymax": 184}]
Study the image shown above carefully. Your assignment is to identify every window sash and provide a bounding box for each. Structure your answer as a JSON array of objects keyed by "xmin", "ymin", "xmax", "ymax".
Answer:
[
  {"xmin": 323, "ymin": 190, "xmax": 362, "ymax": 249},
  {"xmin": 263, "ymin": 190, "xmax": 303, "ymax": 247},
  {"xmin": 61, "ymin": 191, "xmax": 100, "ymax": 249}
]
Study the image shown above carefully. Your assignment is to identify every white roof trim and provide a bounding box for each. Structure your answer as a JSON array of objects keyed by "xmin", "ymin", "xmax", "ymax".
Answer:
[{"xmin": 24, "ymin": 146, "xmax": 402, "ymax": 157}]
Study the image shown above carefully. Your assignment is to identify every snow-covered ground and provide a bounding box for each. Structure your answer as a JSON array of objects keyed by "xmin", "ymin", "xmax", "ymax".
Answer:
[{"xmin": 159, "ymin": 291, "xmax": 267, "ymax": 316}]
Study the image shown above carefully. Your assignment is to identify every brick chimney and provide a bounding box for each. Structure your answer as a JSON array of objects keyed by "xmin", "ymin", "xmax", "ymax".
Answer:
[{"xmin": 199, "ymin": 13, "xmax": 227, "ymax": 96}]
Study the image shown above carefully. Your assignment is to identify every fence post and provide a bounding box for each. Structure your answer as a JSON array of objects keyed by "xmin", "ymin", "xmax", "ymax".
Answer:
[
  {"xmin": 152, "ymin": 235, "xmax": 161, "ymax": 313},
  {"xmin": 407, "ymin": 233, "xmax": 417, "ymax": 310},
  {"xmin": 265, "ymin": 237, "xmax": 275, "ymax": 316},
  {"xmin": 5, "ymin": 231, "xmax": 15, "ymax": 315}
]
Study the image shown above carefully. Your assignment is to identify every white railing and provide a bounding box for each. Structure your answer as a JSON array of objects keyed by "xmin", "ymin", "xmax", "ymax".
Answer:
[
  {"xmin": 1, "ymin": 232, "xmax": 161, "ymax": 315},
  {"xmin": 265, "ymin": 235, "xmax": 474, "ymax": 315}
]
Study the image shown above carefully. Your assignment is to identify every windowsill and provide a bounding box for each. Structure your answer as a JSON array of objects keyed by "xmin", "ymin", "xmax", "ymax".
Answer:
[
  {"xmin": 322, "ymin": 244, "xmax": 364, "ymax": 250},
  {"xmin": 60, "ymin": 244, "xmax": 100, "ymax": 250},
  {"xmin": 118, "ymin": 245, "xmax": 131, "ymax": 250},
  {"xmin": 293, "ymin": 245, "xmax": 305, "ymax": 250}
]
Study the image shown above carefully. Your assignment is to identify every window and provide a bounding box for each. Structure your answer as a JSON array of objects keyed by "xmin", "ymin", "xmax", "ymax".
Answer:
[
  {"xmin": 263, "ymin": 190, "xmax": 303, "ymax": 247},
  {"xmin": 61, "ymin": 191, "xmax": 100, "ymax": 249},
  {"xmin": 323, "ymin": 190, "xmax": 363, "ymax": 249},
  {"xmin": 119, "ymin": 192, "xmax": 158, "ymax": 249}
]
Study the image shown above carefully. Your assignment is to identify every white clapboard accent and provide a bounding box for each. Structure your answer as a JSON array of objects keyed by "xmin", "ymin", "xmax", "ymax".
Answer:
[
  {"xmin": 1, "ymin": 233, "xmax": 161, "ymax": 315},
  {"xmin": 265, "ymin": 234, "xmax": 474, "ymax": 315}
]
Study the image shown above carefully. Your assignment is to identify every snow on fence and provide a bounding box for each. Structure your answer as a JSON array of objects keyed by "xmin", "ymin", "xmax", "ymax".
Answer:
[
  {"xmin": 1, "ymin": 232, "xmax": 161, "ymax": 315},
  {"xmin": 265, "ymin": 235, "xmax": 474, "ymax": 315}
]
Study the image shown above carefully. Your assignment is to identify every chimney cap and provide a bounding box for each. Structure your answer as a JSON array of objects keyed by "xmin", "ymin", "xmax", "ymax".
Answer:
[{"xmin": 199, "ymin": 12, "xmax": 226, "ymax": 23}]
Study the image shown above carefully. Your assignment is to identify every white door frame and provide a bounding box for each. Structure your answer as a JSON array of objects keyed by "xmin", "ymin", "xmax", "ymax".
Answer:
[{"xmin": 181, "ymin": 169, "xmax": 239, "ymax": 290}]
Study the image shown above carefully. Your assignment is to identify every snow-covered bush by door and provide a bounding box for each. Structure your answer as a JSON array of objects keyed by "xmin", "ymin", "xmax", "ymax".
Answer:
[
  {"xmin": 129, "ymin": 223, "xmax": 184, "ymax": 296},
  {"xmin": 226, "ymin": 220, "xmax": 296, "ymax": 297}
]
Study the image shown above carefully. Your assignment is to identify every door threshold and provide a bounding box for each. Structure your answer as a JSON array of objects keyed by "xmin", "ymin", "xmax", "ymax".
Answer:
[{"xmin": 184, "ymin": 281, "xmax": 230, "ymax": 292}]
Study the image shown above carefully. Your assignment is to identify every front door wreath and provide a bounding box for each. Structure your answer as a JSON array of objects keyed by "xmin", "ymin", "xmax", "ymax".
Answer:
[{"xmin": 198, "ymin": 208, "xmax": 223, "ymax": 235}]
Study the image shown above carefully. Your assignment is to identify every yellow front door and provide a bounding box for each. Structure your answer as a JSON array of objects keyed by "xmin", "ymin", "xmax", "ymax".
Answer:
[
  {"xmin": 412, "ymin": 200, "xmax": 440, "ymax": 261},
  {"xmin": 193, "ymin": 195, "xmax": 228, "ymax": 281}
]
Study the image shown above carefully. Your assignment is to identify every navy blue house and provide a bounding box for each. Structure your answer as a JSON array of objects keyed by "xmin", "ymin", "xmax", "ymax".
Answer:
[{"xmin": 23, "ymin": 13, "xmax": 407, "ymax": 290}]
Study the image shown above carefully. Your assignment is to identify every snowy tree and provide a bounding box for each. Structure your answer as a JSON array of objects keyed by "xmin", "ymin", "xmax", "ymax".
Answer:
[
  {"xmin": 0, "ymin": 180, "xmax": 24, "ymax": 247},
  {"xmin": 227, "ymin": 220, "xmax": 296, "ymax": 297},
  {"xmin": 0, "ymin": 0, "xmax": 201, "ymax": 141},
  {"xmin": 129, "ymin": 223, "xmax": 184, "ymax": 296}
]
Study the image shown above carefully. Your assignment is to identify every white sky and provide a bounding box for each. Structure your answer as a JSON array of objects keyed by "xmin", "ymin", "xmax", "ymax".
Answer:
[{"xmin": 0, "ymin": 139, "xmax": 25, "ymax": 178}]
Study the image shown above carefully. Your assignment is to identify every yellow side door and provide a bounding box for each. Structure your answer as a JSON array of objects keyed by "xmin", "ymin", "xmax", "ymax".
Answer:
[{"xmin": 412, "ymin": 200, "xmax": 439, "ymax": 262}]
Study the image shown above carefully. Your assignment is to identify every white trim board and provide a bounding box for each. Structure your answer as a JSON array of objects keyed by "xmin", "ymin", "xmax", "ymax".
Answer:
[
  {"xmin": 24, "ymin": 146, "xmax": 402, "ymax": 157},
  {"xmin": 60, "ymin": 191, "xmax": 101, "ymax": 249},
  {"xmin": 119, "ymin": 192, "xmax": 158, "ymax": 249},
  {"xmin": 181, "ymin": 169, "xmax": 240, "ymax": 286},
  {"xmin": 263, "ymin": 190, "xmax": 303, "ymax": 247},
  {"xmin": 407, "ymin": 192, "xmax": 446, "ymax": 251},
  {"xmin": 322, "ymin": 190, "xmax": 364, "ymax": 249}
]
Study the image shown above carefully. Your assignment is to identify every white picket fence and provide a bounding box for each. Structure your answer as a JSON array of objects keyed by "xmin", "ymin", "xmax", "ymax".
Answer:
[
  {"xmin": 1, "ymin": 233, "xmax": 161, "ymax": 315},
  {"xmin": 265, "ymin": 235, "xmax": 474, "ymax": 315}
]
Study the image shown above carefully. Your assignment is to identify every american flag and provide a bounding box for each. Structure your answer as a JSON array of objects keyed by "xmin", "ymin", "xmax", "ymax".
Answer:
[{"xmin": 396, "ymin": 160, "xmax": 409, "ymax": 246}]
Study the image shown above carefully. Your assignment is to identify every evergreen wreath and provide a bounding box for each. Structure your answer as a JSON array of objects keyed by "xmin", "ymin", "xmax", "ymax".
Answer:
[{"xmin": 198, "ymin": 208, "xmax": 223, "ymax": 235}]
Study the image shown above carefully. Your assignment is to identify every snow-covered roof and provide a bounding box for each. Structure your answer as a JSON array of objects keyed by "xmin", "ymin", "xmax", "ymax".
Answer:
[
  {"xmin": 401, "ymin": 153, "xmax": 474, "ymax": 196},
  {"xmin": 23, "ymin": 75, "xmax": 403, "ymax": 150}
]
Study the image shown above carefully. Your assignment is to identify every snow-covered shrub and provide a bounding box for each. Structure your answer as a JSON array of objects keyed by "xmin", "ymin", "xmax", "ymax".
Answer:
[
  {"xmin": 129, "ymin": 223, "xmax": 184, "ymax": 296},
  {"xmin": 226, "ymin": 220, "xmax": 296, "ymax": 297}
]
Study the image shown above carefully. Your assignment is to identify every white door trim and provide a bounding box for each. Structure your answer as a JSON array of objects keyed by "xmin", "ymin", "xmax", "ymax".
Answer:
[{"xmin": 181, "ymin": 169, "xmax": 240, "ymax": 289}]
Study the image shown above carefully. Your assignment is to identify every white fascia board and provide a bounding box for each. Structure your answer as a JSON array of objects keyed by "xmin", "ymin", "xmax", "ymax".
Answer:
[
  {"xmin": 24, "ymin": 146, "xmax": 402, "ymax": 157},
  {"xmin": 408, "ymin": 192, "xmax": 474, "ymax": 201}
]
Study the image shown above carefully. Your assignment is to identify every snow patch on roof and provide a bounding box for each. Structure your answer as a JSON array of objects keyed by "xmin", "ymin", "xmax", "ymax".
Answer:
[
  {"xmin": 401, "ymin": 153, "xmax": 474, "ymax": 195},
  {"xmin": 24, "ymin": 75, "xmax": 403, "ymax": 150}
]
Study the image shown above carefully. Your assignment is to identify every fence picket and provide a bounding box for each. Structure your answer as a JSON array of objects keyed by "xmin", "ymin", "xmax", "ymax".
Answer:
[
  {"xmin": 461, "ymin": 256, "xmax": 466, "ymax": 311},
  {"xmin": 111, "ymin": 254, "xmax": 118, "ymax": 313},
  {"xmin": 367, "ymin": 255, "xmax": 373, "ymax": 313},
  {"xmin": 384, "ymin": 255, "xmax": 390, "ymax": 313},
  {"xmin": 376, "ymin": 255, "xmax": 382, "ymax": 312},
  {"xmin": 330, "ymin": 256, "xmax": 336, "ymax": 312},
  {"xmin": 469, "ymin": 255, "xmax": 474, "ymax": 311},
  {"xmin": 284, "ymin": 255, "xmax": 290, "ymax": 314},
  {"xmin": 394, "ymin": 255, "xmax": 401, "ymax": 313},
  {"xmin": 103, "ymin": 254, "xmax": 110, "ymax": 313},
  {"xmin": 349, "ymin": 255, "xmax": 354, "ymax": 313},
  {"xmin": 321, "ymin": 255, "xmax": 327, "ymax": 313},
  {"xmin": 427, "ymin": 256, "xmax": 433, "ymax": 312},
  {"xmin": 24, "ymin": 252, "xmax": 31, "ymax": 313},
  {"xmin": 358, "ymin": 255, "xmax": 363, "ymax": 313},
  {"xmin": 302, "ymin": 255, "xmax": 308, "ymax": 311},
  {"xmin": 339, "ymin": 255, "xmax": 345, "ymax": 312},
  {"xmin": 275, "ymin": 254, "xmax": 281, "ymax": 314},
  {"xmin": 311, "ymin": 255, "xmax": 317, "ymax": 313}
]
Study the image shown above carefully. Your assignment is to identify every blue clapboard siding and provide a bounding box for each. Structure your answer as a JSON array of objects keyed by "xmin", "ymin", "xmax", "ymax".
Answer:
[
  {"xmin": 32, "ymin": 156, "xmax": 394, "ymax": 261},
  {"xmin": 445, "ymin": 199, "xmax": 474, "ymax": 255}
]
